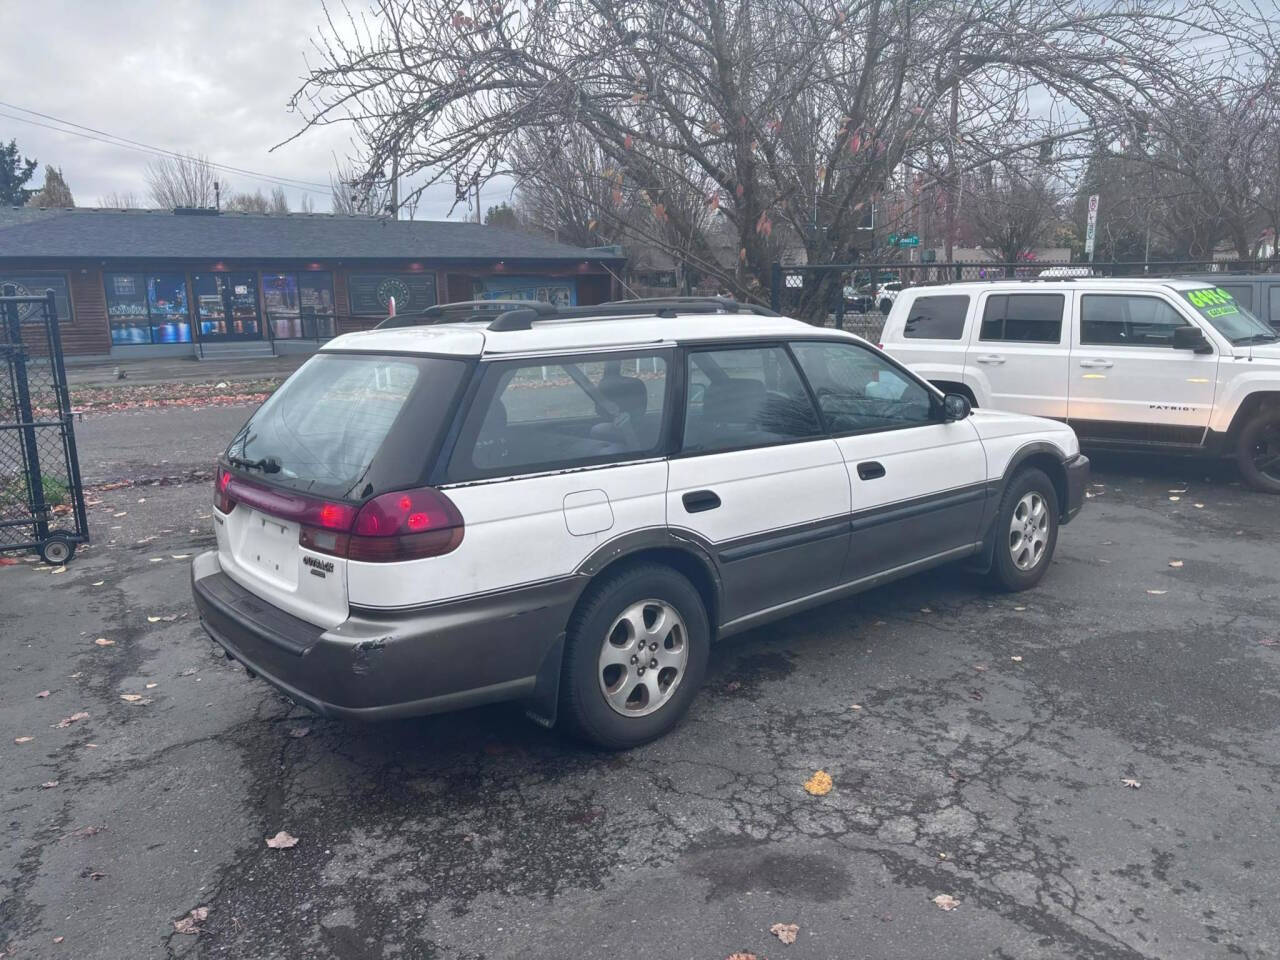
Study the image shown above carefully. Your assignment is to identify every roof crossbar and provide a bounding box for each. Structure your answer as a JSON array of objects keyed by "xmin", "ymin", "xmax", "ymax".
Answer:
[{"xmin": 487, "ymin": 296, "xmax": 779, "ymax": 332}]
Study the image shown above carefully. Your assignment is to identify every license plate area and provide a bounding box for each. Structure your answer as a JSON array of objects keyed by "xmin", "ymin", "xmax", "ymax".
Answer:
[{"xmin": 242, "ymin": 509, "xmax": 300, "ymax": 588}]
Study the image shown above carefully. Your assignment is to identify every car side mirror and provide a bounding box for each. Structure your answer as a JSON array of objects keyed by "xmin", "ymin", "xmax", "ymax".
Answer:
[
  {"xmin": 1173, "ymin": 325, "xmax": 1213, "ymax": 354},
  {"xmin": 942, "ymin": 393, "xmax": 972, "ymax": 421}
]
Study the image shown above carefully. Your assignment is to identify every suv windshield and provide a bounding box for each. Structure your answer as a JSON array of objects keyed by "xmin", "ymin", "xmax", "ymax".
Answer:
[
  {"xmin": 226, "ymin": 352, "xmax": 467, "ymax": 499},
  {"xmin": 1181, "ymin": 287, "xmax": 1278, "ymax": 343}
]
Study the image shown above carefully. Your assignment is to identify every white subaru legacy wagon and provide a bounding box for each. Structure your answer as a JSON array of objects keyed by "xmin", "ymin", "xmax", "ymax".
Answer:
[{"xmin": 192, "ymin": 298, "xmax": 1088, "ymax": 748}]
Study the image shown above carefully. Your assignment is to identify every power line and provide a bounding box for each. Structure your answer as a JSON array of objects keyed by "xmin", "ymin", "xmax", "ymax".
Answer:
[{"xmin": 0, "ymin": 101, "xmax": 333, "ymax": 195}]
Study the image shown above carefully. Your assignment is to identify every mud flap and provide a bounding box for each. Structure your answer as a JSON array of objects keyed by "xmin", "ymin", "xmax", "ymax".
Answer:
[{"xmin": 524, "ymin": 631, "xmax": 565, "ymax": 729}]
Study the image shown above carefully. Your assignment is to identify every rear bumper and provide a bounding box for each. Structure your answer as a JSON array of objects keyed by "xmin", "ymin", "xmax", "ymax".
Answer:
[
  {"xmin": 1063, "ymin": 453, "xmax": 1090, "ymax": 524},
  {"xmin": 191, "ymin": 551, "xmax": 581, "ymax": 721}
]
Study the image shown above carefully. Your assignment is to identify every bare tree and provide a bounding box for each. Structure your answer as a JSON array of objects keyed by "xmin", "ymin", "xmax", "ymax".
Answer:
[
  {"xmin": 268, "ymin": 186, "xmax": 291, "ymax": 214},
  {"xmin": 26, "ymin": 165, "xmax": 74, "ymax": 208},
  {"xmin": 299, "ymin": 193, "xmax": 316, "ymax": 214},
  {"xmin": 968, "ymin": 165, "xmax": 1062, "ymax": 263},
  {"xmin": 97, "ymin": 190, "xmax": 143, "ymax": 209},
  {"xmin": 329, "ymin": 161, "xmax": 385, "ymax": 215},
  {"xmin": 145, "ymin": 153, "xmax": 218, "ymax": 208},
  {"xmin": 225, "ymin": 189, "xmax": 270, "ymax": 213}
]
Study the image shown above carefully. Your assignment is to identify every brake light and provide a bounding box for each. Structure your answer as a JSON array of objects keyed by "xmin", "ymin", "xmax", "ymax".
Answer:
[
  {"xmin": 214, "ymin": 467, "xmax": 235, "ymax": 514},
  {"xmin": 346, "ymin": 487, "xmax": 464, "ymax": 562}
]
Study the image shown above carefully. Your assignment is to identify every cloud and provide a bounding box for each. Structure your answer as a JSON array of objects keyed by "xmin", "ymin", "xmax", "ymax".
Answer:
[{"xmin": 0, "ymin": 0, "xmax": 490, "ymax": 218}]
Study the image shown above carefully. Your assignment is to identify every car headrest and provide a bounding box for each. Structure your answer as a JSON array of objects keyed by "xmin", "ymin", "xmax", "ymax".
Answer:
[
  {"xmin": 703, "ymin": 378, "xmax": 765, "ymax": 424},
  {"xmin": 598, "ymin": 374, "xmax": 647, "ymax": 420}
]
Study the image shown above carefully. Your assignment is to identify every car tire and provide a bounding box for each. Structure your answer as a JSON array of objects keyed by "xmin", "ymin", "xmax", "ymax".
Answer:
[
  {"xmin": 1235, "ymin": 409, "xmax": 1280, "ymax": 495},
  {"xmin": 560, "ymin": 563, "xmax": 710, "ymax": 749},
  {"xmin": 987, "ymin": 468, "xmax": 1059, "ymax": 592}
]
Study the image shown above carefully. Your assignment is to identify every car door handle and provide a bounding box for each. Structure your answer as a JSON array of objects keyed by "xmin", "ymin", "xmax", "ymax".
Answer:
[
  {"xmin": 857, "ymin": 461, "xmax": 886, "ymax": 481},
  {"xmin": 682, "ymin": 489, "xmax": 721, "ymax": 513},
  {"xmin": 1078, "ymin": 359, "xmax": 1114, "ymax": 369},
  {"xmin": 974, "ymin": 354, "xmax": 1006, "ymax": 364}
]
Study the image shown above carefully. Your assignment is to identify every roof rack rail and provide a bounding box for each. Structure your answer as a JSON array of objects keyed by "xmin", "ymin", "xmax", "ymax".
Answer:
[
  {"xmin": 376, "ymin": 300, "xmax": 545, "ymax": 329},
  {"xmin": 485, "ymin": 296, "xmax": 779, "ymax": 332}
]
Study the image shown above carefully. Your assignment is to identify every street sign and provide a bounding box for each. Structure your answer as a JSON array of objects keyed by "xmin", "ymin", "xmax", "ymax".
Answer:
[
  {"xmin": 1085, "ymin": 194, "xmax": 1099, "ymax": 262},
  {"xmin": 899, "ymin": 234, "xmax": 920, "ymax": 247}
]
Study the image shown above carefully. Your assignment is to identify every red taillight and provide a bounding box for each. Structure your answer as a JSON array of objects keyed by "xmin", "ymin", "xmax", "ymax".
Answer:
[
  {"xmin": 214, "ymin": 466, "xmax": 235, "ymax": 514},
  {"xmin": 345, "ymin": 487, "xmax": 464, "ymax": 562}
]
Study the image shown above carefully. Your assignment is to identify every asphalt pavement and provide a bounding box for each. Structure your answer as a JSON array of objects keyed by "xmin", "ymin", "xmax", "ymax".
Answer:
[{"xmin": 1, "ymin": 403, "xmax": 1278, "ymax": 960}]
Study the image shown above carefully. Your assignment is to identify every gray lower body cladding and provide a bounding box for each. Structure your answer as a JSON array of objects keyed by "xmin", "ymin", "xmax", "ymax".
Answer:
[{"xmin": 191, "ymin": 551, "xmax": 580, "ymax": 720}]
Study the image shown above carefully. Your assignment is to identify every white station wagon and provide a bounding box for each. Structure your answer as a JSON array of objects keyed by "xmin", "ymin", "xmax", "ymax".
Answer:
[{"xmin": 192, "ymin": 298, "xmax": 1087, "ymax": 747}]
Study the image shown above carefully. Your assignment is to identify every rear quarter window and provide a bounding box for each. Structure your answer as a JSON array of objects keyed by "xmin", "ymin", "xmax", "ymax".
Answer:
[{"xmin": 901, "ymin": 295, "xmax": 970, "ymax": 340}]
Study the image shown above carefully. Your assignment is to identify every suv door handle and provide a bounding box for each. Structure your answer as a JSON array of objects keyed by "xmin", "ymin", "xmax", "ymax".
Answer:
[
  {"xmin": 974, "ymin": 354, "xmax": 1006, "ymax": 365},
  {"xmin": 857, "ymin": 461, "xmax": 886, "ymax": 481},
  {"xmin": 682, "ymin": 489, "xmax": 721, "ymax": 513},
  {"xmin": 1079, "ymin": 359, "xmax": 1114, "ymax": 369}
]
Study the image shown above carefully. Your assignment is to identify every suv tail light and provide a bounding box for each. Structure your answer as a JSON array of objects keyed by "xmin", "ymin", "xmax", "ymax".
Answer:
[{"xmin": 216, "ymin": 463, "xmax": 464, "ymax": 563}]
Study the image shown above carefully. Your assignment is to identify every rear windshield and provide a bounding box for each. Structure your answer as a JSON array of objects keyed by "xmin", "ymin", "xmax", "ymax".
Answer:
[
  {"xmin": 1181, "ymin": 287, "xmax": 1278, "ymax": 343},
  {"xmin": 226, "ymin": 352, "xmax": 467, "ymax": 499}
]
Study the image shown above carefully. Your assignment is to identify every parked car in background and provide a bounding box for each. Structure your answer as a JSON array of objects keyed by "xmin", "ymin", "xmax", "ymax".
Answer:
[
  {"xmin": 880, "ymin": 278, "xmax": 1280, "ymax": 492},
  {"xmin": 1176, "ymin": 273, "xmax": 1280, "ymax": 332},
  {"xmin": 193, "ymin": 298, "xmax": 1086, "ymax": 749}
]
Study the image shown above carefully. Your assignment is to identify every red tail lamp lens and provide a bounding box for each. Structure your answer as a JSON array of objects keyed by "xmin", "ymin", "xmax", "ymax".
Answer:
[
  {"xmin": 214, "ymin": 467, "xmax": 235, "ymax": 514},
  {"xmin": 345, "ymin": 488, "xmax": 465, "ymax": 561}
]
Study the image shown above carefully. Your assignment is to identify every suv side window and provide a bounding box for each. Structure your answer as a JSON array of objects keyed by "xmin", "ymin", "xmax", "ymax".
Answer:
[
  {"xmin": 448, "ymin": 352, "xmax": 668, "ymax": 480},
  {"xmin": 1080, "ymin": 295, "xmax": 1190, "ymax": 347},
  {"xmin": 682, "ymin": 345, "xmax": 820, "ymax": 453},
  {"xmin": 791, "ymin": 341, "xmax": 933, "ymax": 433},
  {"xmin": 902, "ymin": 295, "xmax": 970, "ymax": 340},
  {"xmin": 980, "ymin": 293, "xmax": 1065, "ymax": 343},
  {"xmin": 1219, "ymin": 283, "xmax": 1253, "ymax": 311}
]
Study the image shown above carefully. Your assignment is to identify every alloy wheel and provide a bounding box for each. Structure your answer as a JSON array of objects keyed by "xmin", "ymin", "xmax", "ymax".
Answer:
[
  {"xmin": 598, "ymin": 599, "xmax": 688, "ymax": 717},
  {"xmin": 1009, "ymin": 491, "xmax": 1050, "ymax": 572}
]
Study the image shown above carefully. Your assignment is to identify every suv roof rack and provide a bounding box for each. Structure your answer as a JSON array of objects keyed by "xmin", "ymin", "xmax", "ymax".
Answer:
[
  {"xmin": 376, "ymin": 300, "xmax": 534, "ymax": 329},
  {"xmin": 487, "ymin": 296, "xmax": 778, "ymax": 332}
]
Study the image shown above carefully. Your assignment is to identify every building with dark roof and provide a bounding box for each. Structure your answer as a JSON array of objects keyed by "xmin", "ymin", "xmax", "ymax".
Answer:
[{"xmin": 0, "ymin": 207, "xmax": 625, "ymax": 359}]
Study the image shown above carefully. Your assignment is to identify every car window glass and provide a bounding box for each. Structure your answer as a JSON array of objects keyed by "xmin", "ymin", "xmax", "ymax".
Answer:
[
  {"xmin": 453, "ymin": 354, "xmax": 667, "ymax": 478},
  {"xmin": 1270, "ymin": 287, "xmax": 1280, "ymax": 330},
  {"xmin": 682, "ymin": 346, "xmax": 820, "ymax": 453},
  {"xmin": 980, "ymin": 293, "xmax": 1064, "ymax": 343},
  {"xmin": 1220, "ymin": 284, "xmax": 1253, "ymax": 311},
  {"xmin": 1080, "ymin": 295, "xmax": 1189, "ymax": 347},
  {"xmin": 790, "ymin": 341, "xmax": 933, "ymax": 433},
  {"xmin": 902, "ymin": 295, "xmax": 969, "ymax": 340}
]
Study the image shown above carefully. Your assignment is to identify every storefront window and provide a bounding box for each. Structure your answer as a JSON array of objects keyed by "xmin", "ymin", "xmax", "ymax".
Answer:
[
  {"xmin": 193, "ymin": 272, "xmax": 261, "ymax": 341},
  {"xmin": 147, "ymin": 274, "xmax": 192, "ymax": 343},
  {"xmin": 105, "ymin": 272, "xmax": 192, "ymax": 345},
  {"xmin": 264, "ymin": 271, "xmax": 335, "ymax": 339}
]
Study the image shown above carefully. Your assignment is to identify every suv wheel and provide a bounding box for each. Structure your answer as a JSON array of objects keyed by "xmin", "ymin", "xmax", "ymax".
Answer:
[
  {"xmin": 561, "ymin": 563, "xmax": 710, "ymax": 749},
  {"xmin": 1235, "ymin": 409, "xmax": 1280, "ymax": 494},
  {"xmin": 988, "ymin": 468, "xmax": 1059, "ymax": 591}
]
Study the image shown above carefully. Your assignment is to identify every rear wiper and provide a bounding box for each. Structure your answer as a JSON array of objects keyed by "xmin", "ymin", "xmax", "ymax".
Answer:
[{"xmin": 228, "ymin": 454, "xmax": 282, "ymax": 474}]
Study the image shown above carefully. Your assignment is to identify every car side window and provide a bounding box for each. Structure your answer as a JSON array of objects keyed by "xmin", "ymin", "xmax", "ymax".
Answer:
[
  {"xmin": 1220, "ymin": 284, "xmax": 1253, "ymax": 311},
  {"xmin": 790, "ymin": 341, "xmax": 934, "ymax": 433},
  {"xmin": 681, "ymin": 346, "xmax": 821, "ymax": 453},
  {"xmin": 902, "ymin": 295, "xmax": 970, "ymax": 340},
  {"xmin": 1080, "ymin": 295, "xmax": 1191, "ymax": 348},
  {"xmin": 980, "ymin": 293, "xmax": 1065, "ymax": 343},
  {"xmin": 448, "ymin": 353, "xmax": 668, "ymax": 480},
  {"xmin": 1269, "ymin": 287, "xmax": 1280, "ymax": 330}
]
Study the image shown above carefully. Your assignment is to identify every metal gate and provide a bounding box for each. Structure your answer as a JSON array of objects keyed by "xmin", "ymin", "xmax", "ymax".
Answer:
[{"xmin": 0, "ymin": 285, "xmax": 89, "ymax": 564}]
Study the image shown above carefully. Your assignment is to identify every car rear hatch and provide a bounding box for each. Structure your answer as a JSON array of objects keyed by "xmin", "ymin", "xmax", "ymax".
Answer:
[{"xmin": 212, "ymin": 351, "xmax": 470, "ymax": 629}]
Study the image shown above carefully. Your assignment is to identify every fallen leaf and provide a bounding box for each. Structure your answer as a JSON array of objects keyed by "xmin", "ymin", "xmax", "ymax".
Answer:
[
  {"xmin": 1258, "ymin": 637, "xmax": 1279, "ymax": 647},
  {"xmin": 1121, "ymin": 778, "xmax": 1141, "ymax": 789},
  {"xmin": 1168, "ymin": 496, "xmax": 1181, "ymax": 502},
  {"xmin": 850, "ymin": 704, "xmax": 863, "ymax": 710},
  {"xmin": 0, "ymin": 556, "xmax": 19, "ymax": 566},
  {"xmin": 173, "ymin": 906, "xmax": 210, "ymax": 935},
  {"xmin": 769, "ymin": 922, "xmax": 799, "ymax": 945},
  {"xmin": 14, "ymin": 736, "xmax": 34, "ymax": 744},
  {"xmin": 113, "ymin": 511, "xmax": 127, "ymax": 517},
  {"xmin": 148, "ymin": 557, "xmax": 163, "ymax": 563},
  {"xmin": 1194, "ymin": 503, "xmax": 1204, "ymax": 509},
  {"xmin": 94, "ymin": 637, "xmax": 115, "ymax": 646},
  {"xmin": 119, "ymin": 694, "xmax": 145, "ymax": 703},
  {"xmin": 973, "ymin": 663, "xmax": 988, "ymax": 672},
  {"xmin": 146, "ymin": 614, "xmax": 178, "ymax": 623},
  {"xmin": 1146, "ymin": 589, "xmax": 1167, "ymax": 596},
  {"xmin": 53, "ymin": 712, "xmax": 89, "ymax": 728},
  {"xmin": 64, "ymin": 824, "xmax": 105, "ymax": 839},
  {"xmin": 50, "ymin": 565, "xmax": 67, "ymax": 574},
  {"xmin": 1169, "ymin": 488, "xmax": 1187, "ymax": 493},
  {"xmin": 91, "ymin": 580, "xmax": 105, "ymax": 586},
  {"xmin": 53, "ymin": 935, "xmax": 64, "ymax": 943},
  {"xmin": 36, "ymin": 690, "xmax": 50, "ymax": 699},
  {"xmin": 145, "ymin": 682, "xmax": 158, "ymax": 689},
  {"xmin": 920, "ymin": 607, "xmax": 932, "ymax": 614},
  {"xmin": 933, "ymin": 894, "xmax": 960, "ymax": 911},
  {"xmin": 1010, "ymin": 655, "xmax": 1023, "ymax": 662},
  {"xmin": 968, "ymin": 688, "xmax": 984, "ymax": 701},
  {"xmin": 725, "ymin": 954, "xmax": 758, "ymax": 960},
  {"xmin": 171, "ymin": 554, "xmax": 191, "ymax": 560},
  {"xmin": 265, "ymin": 830, "xmax": 299, "ymax": 849},
  {"xmin": 287, "ymin": 726, "xmax": 311, "ymax": 739},
  {"xmin": 803, "ymin": 770, "xmax": 833, "ymax": 796},
  {"xmin": 1013, "ymin": 605, "xmax": 1026, "ymax": 611},
  {"xmin": 41, "ymin": 780, "xmax": 58, "ymax": 789}
]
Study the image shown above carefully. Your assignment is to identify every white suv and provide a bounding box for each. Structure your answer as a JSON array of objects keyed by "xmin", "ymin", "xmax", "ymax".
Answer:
[
  {"xmin": 880, "ymin": 279, "xmax": 1280, "ymax": 493},
  {"xmin": 192, "ymin": 298, "xmax": 1087, "ymax": 748}
]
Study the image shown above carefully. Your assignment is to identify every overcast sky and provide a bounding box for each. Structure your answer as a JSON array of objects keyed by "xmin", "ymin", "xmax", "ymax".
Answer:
[{"xmin": 0, "ymin": 0, "xmax": 507, "ymax": 218}]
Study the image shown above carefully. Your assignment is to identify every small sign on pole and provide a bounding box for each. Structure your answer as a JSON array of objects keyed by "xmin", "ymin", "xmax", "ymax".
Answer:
[{"xmin": 1085, "ymin": 194, "xmax": 1099, "ymax": 262}]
